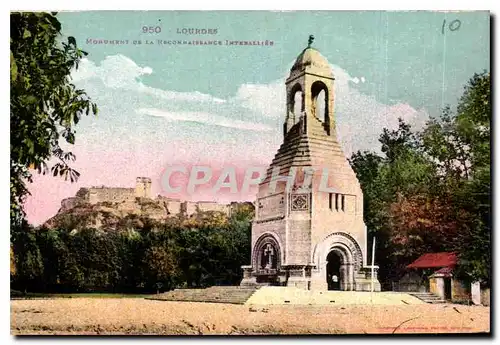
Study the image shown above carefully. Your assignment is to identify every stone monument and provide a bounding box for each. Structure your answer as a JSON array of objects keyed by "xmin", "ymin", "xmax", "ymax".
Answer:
[{"xmin": 240, "ymin": 37, "xmax": 381, "ymax": 291}]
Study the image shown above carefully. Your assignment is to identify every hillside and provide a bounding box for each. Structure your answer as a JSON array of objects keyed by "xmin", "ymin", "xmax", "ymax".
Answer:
[{"xmin": 43, "ymin": 199, "xmax": 254, "ymax": 231}]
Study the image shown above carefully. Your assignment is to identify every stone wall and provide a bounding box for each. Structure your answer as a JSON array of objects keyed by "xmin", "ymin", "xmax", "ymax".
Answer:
[
  {"xmin": 178, "ymin": 201, "xmax": 230, "ymax": 216},
  {"xmin": 311, "ymin": 190, "xmax": 367, "ymax": 267},
  {"xmin": 135, "ymin": 177, "xmax": 152, "ymax": 199},
  {"xmin": 84, "ymin": 177, "xmax": 152, "ymax": 204},
  {"xmin": 452, "ymin": 279, "xmax": 471, "ymax": 302},
  {"xmin": 181, "ymin": 201, "xmax": 198, "ymax": 216},
  {"xmin": 286, "ymin": 218, "xmax": 311, "ymax": 265},
  {"xmin": 88, "ymin": 187, "xmax": 135, "ymax": 204},
  {"xmin": 58, "ymin": 178, "xmax": 231, "ymax": 218},
  {"xmin": 481, "ymin": 288, "xmax": 490, "ymax": 306},
  {"xmin": 430, "ymin": 276, "xmax": 472, "ymax": 302},
  {"xmin": 395, "ymin": 271, "xmax": 427, "ymax": 292},
  {"xmin": 165, "ymin": 199, "xmax": 182, "ymax": 215},
  {"xmin": 197, "ymin": 201, "xmax": 230, "ymax": 215},
  {"xmin": 429, "ymin": 276, "xmax": 444, "ymax": 298}
]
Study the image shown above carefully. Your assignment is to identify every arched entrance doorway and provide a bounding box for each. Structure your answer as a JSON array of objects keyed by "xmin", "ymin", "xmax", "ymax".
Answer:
[
  {"xmin": 326, "ymin": 250, "xmax": 342, "ymax": 290},
  {"xmin": 311, "ymin": 232, "xmax": 364, "ymax": 291}
]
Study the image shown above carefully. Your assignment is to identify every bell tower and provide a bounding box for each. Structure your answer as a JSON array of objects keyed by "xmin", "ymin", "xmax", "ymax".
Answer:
[
  {"xmin": 284, "ymin": 35, "xmax": 336, "ymax": 139},
  {"xmin": 241, "ymin": 37, "xmax": 380, "ymax": 292}
]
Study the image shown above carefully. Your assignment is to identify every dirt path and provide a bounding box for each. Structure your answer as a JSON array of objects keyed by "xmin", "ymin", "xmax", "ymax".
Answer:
[{"xmin": 11, "ymin": 298, "xmax": 490, "ymax": 335}]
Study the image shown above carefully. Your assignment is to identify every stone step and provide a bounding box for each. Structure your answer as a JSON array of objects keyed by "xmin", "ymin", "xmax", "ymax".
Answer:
[
  {"xmin": 408, "ymin": 292, "xmax": 447, "ymax": 304},
  {"xmin": 147, "ymin": 286, "xmax": 260, "ymax": 305}
]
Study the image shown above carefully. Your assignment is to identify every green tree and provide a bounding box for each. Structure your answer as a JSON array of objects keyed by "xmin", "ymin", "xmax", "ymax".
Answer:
[
  {"xmin": 10, "ymin": 246, "xmax": 16, "ymax": 277},
  {"xmin": 11, "ymin": 221, "xmax": 44, "ymax": 292},
  {"xmin": 349, "ymin": 150, "xmax": 385, "ymax": 237},
  {"xmin": 10, "ymin": 12, "xmax": 97, "ymax": 225},
  {"xmin": 351, "ymin": 72, "xmax": 490, "ymax": 288},
  {"xmin": 144, "ymin": 244, "xmax": 179, "ymax": 292},
  {"xmin": 10, "ymin": 202, "xmax": 255, "ymax": 293},
  {"xmin": 36, "ymin": 227, "xmax": 67, "ymax": 290},
  {"xmin": 439, "ymin": 73, "xmax": 490, "ymax": 284},
  {"xmin": 350, "ymin": 120, "xmax": 440, "ymax": 285},
  {"xmin": 71, "ymin": 229, "xmax": 121, "ymax": 292},
  {"xmin": 230, "ymin": 202, "xmax": 255, "ymax": 222},
  {"xmin": 116, "ymin": 229, "xmax": 147, "ymax": 292},
  {"xmin": 455, "ymin": 72, "xmax": 491, "ymax": 172}
]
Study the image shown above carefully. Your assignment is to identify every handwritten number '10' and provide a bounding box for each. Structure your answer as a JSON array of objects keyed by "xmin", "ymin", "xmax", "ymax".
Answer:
[{"xmin": 442, "ymin": 19, "xmax": 461, "ymax": 34}]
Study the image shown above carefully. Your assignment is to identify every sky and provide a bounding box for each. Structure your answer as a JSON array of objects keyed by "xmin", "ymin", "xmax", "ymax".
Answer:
[{"xmin": 24, "ymin": 10, "xmax": 490, "ymax": 225}]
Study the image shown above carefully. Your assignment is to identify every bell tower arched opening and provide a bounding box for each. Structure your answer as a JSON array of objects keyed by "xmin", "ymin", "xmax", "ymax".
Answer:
[
  {"xmin": 293, "ymin": 91, "xmax": 304, "ymax": 121},
  {"xmin": 311, "ymin": 80, "xmax": 330, "ymax": 135},
  {"xmin": 285, "ymin": 83, "xmax": 304, "ymax": 135}
]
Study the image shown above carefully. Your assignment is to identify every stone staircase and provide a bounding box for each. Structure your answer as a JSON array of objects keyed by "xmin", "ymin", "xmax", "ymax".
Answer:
[
  {"xmin": 408, "ymin": 292, "xmax": 446, "ymax": 304},
  {"xmin": 147, "ymin": 286, "xmax": 260, "ymax": 305}
]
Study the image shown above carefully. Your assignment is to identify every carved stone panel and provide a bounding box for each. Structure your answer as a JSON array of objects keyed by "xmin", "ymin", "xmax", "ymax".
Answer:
[
  {"xmin": 290, "ymin": 193, "xmax": 310, "ymax": 212},
  {"xmin": 257, "ymin": 193, "xmax": 285, "ymax": 221}
]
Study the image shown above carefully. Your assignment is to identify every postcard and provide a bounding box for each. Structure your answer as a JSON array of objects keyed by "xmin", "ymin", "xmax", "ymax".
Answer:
[{"xmin": 10, "ymin": 10, "xmax": 490, "ymax": 335}]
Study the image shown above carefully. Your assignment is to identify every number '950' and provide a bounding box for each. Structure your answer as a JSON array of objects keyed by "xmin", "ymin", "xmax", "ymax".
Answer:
[{"xmin": 142, "ymin": 26, "xmax": 161, "ymax": 33}]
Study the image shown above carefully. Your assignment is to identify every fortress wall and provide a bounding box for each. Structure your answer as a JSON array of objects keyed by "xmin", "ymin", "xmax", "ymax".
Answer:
[
  {"xmin": 182, "ymin": 201, "xmax": 198, "ymax": 216},
  {"xmin": 135, "ymin": 177, "xmax": 152, "ymax": 199},
  {"xmin": 88, "ymin": 187, "xmax": 135, "ymax": 204},
  {"xmin": 197, "ymin": 202, "xmax": 230, "ymax": 215},
  {"xmin": 166, "ymin": 200, "xmax": 182, "ymax": 215},
  {"xmin": 63, "ymin": 178, "xmax": 232, "ymax": 219}
]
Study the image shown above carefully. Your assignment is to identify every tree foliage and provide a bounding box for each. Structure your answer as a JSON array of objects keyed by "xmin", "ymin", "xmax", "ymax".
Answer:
[
  {"xmin": 10, "ymin": 12, "xmax": 97, "ymax": 225},
  {"xmin": 350, "ymin": 71, "xmax": 491, "ymax": 286},
  {"xmin": 11, "ymin": 210, "xmax": 252, "ymax": 294}
]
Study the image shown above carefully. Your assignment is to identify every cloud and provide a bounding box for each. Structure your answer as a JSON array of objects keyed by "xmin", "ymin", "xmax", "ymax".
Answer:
[
  {"xmin": 72, "ymin": 54, "xmax": 429, "ymax": 155},
  {"xmin": 72, "ymin": 55, "xmax": 152, "ymax": 89},
  {"xmin": 137, "ymin": 108, "xmax": 274, "ymax": 132},
  {"xmin": 25, "ymin": 54, "xmax": 431, "ymax": 225},
  {"xmin": 137, "ymin": 84, "xmax": 227, "ymax": 104},
  {"xmin": 330, "ymin": 64, "xmax": 429, "ymax": 155},
  {"xmin": 208, "ymin": 63, "xmax": 430, "ymax": 156},
  {"xmin": 72, "ymin": 55, "xmax": 226, "ymax": 104},
  {"xmin": 231, "ymin": 80, "xmax": 285, "ymax": 119}
]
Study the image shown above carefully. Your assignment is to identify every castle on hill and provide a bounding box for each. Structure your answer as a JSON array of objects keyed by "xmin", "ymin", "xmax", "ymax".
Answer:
[{"xmin": 59, "ymin": 176, "xmax": 231, "ymax": 217}]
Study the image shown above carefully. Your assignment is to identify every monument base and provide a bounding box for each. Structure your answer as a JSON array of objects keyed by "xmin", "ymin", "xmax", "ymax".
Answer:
[
  {"xmin": 241, "ymin": 264, "xmax": 381, "ymax": 292},
  {"xmin": 240, "ymin": 265, "xmax": 257, "ymax": 287}
]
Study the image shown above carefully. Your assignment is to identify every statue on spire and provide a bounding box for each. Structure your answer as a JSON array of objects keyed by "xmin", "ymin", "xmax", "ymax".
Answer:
[{"xmin": 307, "ymin": 34, "xmax": 314, "ymax": 48}]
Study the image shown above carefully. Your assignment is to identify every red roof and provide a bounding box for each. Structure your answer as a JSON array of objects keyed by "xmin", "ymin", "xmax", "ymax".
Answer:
[
  {"xmin": 407, "ymin": 252, "xmax": 457, "ymax": 269},
  {"xmin": 433, "ymin": 266, "xmax": 454, "ymax": 276}
]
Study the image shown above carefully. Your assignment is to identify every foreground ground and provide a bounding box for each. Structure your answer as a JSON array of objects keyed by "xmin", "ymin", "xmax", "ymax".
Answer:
[{"xmin": 11, "ymin": 297, "xmax": 490, "ymax": 335}]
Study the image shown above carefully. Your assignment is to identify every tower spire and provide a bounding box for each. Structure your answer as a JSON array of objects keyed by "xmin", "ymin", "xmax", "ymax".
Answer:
[{"xmin": 307, "ymin": 34, "xmax": 314, "ymax": 48}]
